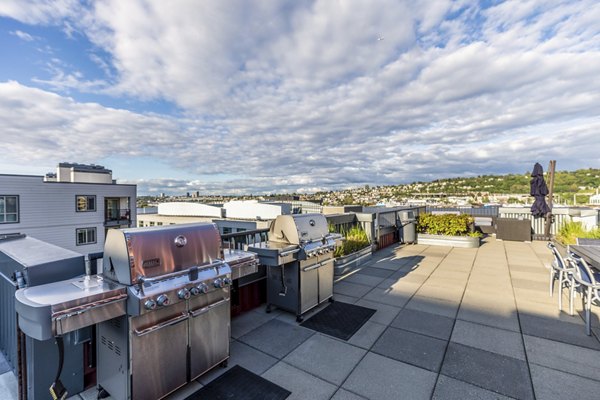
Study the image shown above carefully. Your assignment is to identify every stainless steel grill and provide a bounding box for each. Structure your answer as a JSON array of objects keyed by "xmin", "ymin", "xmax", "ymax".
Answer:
[
  {"xmin": 248, "ymin": 214, "xmax": 341, "ymax": 322},
  {"xmin": 15, "ymin": 223, "xmax": 259, "ymax": 400}
]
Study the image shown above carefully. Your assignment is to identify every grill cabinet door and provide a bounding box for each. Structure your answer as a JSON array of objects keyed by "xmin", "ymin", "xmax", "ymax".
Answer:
[
  {"xmin": 131, "ymin": 313, "xmax": 189, "ymax": 400},
  {"xmin": 318, "ymin": 259, "xmax": 334, "ymax": 302},
  {"xmin": 299, "ymin": 259, "xmax": 319, "ymax": 314},
  {"xmin": 189, "ymin": 297, "xmax": 230, "ymax": 380}
]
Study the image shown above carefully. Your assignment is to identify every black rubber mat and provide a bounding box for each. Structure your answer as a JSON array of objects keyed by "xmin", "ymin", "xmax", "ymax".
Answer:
[
  {"xmin": 185, "ymin": 365, "xmax": 290, "ymax": 400},
  {"xmin": 300, "ymin": 301, "xmax": 376, "ymax": 340}
]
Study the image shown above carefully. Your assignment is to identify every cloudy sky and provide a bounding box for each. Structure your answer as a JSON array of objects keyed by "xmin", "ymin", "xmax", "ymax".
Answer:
[{"xmin": 1, "ymin": 1, "xmax": 599, "ymax": 195}]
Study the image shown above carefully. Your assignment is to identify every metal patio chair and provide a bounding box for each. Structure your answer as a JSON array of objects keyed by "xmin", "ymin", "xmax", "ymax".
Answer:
[
  {"xmin": 547, "ymin": 242, "xmax": 577, "ymax": 314},
  {"xmin": 568, "ymin": 254, "xmax": 600, "ymax": 336}
]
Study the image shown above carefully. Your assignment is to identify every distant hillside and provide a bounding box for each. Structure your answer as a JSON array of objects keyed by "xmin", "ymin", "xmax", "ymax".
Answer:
[{"xmin": 393, "ymin": 168, "xmax": 600, "ymax": 195}]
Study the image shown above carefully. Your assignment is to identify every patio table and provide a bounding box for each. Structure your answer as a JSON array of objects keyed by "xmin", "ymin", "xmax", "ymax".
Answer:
[{"xmin": 569, "ymin": 245, "xmax": 600, "ymax": 271}]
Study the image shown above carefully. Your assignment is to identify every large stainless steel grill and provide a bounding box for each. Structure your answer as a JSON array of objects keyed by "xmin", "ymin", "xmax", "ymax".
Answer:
[
  {"xmin": 248, "ymin": 214, "xmax": 341, "ymax": 322},
  {"xmin": 15, "ymin": 223, "xmax": 259, "ymax": 400}
]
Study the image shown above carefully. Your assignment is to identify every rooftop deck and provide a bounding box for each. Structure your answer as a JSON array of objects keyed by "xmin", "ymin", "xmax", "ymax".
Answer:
[{"xmin": 2, "ymin": 237, "xmax": 600, "ymax": 399}]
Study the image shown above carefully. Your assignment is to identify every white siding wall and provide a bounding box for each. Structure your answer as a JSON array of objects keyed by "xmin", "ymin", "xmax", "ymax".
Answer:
[
  {"xmin": 157, "ymin": 202, "xmax": 222, "ymax": 217},
  {"xmin": 224, "ymin": 200, "xmax": 285, "ymax": 220},
  {"xmin": 0, "ymin": 174, "xmax": 136, "ymax": 255}
]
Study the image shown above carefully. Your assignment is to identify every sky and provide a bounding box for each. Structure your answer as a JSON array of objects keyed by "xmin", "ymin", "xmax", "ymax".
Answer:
[{"xmin": 1, "ymin": 1, "xmax": 599, "ymax": 196}]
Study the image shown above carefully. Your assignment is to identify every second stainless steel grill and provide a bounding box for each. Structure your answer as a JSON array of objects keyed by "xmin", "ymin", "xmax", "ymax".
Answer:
[{"xmin": 248, "ymin": 214, "xmax": 341, "ymax": 322}]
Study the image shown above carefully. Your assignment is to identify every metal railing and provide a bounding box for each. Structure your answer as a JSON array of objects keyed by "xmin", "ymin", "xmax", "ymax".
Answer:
[{"xmin": 220, "ymin": 228, "xmax": 269, "ymax": 253}]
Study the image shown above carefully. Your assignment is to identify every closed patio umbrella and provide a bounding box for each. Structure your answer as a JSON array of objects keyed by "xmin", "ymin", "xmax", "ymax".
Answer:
[{"xmin": 530, "ymin": 162, "xmax": 550, "ymax": 218}]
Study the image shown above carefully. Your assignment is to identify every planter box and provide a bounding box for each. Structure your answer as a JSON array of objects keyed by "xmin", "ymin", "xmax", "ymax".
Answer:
[
  {"xmin": 334, "ymin": 246, "xmax": 373, "ymax": 276},
  {"xmin": 417, "ymin": 233, "xmax": 480, "ymax": 248}
]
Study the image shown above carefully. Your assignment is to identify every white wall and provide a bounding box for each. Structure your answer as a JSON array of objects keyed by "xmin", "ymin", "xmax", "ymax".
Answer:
[
  {"xmin": 157, "ymin": 202, "xmax": 222, "ymax": 217},
  {"xmin": 223, "ymin": 200, "xmax": 286, "ymax": 220}
]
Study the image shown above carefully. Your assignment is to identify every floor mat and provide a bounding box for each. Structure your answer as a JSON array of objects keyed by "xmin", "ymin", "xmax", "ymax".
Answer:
[
  {"xmin": 185, "ymin": 365, "xmax": 290, "ymax": 400},
  {"xmin": 300, "ymin": 301, "xmax": 376, "ymax": 340}
]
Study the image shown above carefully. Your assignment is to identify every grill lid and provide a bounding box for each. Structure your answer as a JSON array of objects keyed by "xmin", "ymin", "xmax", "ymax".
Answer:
[
  {"xmin": 103, "ymin": 223, "xmax": 222, "ymax": 285},
  {"xmin": 268, "ymin": 213, "xmax": 329, "ymax": 245}
]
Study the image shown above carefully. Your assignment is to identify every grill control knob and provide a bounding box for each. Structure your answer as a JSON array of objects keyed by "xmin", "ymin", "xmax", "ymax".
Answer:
[
  {"xmin": 223, "ymin": 277, "xmax": 232, "ymax": 286},
  {"xmin": 190, "ymin": 286, "xmax": 200, "ymax": 296},
  {"xmin": 213, "ymin": 279, "xmax": 225, "ymax": 289},
  {"xmin": 177, "ymin": 288, "xmax": 191, "ymax": 300},
  {"xmin": 144, "ymin": 299, "xmax": 157, "ymax": 310},
  {"xmin": 196, "ymin": 283, "xmax": 209, "ymax": 294},
  {"xmin": 156, "ymin": 294, "xmax": 170, "ymax": 307}
]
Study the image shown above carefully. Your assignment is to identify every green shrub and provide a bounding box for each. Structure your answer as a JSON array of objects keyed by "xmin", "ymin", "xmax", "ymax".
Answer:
[
  {"xmin": 334, "ymin": 225, "xmax": 370, "ymax": 257},
  {"xmin": 417, "ymin": 213, "xmax": 475, "ymax": 236},
  {"xmin": 555, "ymin": 221, "xmax": 600, "ymax": 245}
]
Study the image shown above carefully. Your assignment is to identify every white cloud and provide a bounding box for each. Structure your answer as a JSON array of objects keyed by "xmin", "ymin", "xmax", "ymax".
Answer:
[
  {"xmin": 10, "ymin": 30, "xmax": 35, "ymax": 41},
  {"xmin": 1, "ymin": 1, "xmax": 600, "ymax": 194}
]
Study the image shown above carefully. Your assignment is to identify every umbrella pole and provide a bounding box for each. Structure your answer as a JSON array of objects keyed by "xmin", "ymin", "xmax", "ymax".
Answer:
[{"xmin": 544, "ymin": 160, "xmax": 556, "ymax": 240}]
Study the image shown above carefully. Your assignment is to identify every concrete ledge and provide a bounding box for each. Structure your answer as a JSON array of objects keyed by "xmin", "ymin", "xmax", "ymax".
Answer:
[
  {"xmin": 334, "ymin": 246, "xmax": 373, "ymax": 276},
  {"xmin": 417, "ymin": 234, "xmax": 480, "ymax": 248}
]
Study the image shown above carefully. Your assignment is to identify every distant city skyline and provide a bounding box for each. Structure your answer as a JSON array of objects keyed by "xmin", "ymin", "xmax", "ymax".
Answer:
[{"xmin": 1, "ymin": 1, "xmax": 599, "ymax": 195}]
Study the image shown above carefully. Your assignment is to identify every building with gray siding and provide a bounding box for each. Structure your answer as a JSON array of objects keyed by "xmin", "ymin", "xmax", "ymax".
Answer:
[{"xmin": 0, "ymin": 163, "xmax": 136, "ymax": 255}]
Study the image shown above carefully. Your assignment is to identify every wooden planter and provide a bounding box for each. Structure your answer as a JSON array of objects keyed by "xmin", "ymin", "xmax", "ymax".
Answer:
[
  {"xmin": 417, "ymin": 233, "xmax": 480, "ymax": 248},
  {"xmin": 333, "ymin": 246, "xmax": 373, "ymax": 276}
]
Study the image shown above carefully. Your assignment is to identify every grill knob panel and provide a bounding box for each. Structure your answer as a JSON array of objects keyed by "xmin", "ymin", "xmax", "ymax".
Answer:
[
  {"xmin": 213, "ymin": 279, "xmax": 225, "ymax": 289},
  {"xmin": 177, "ymin": 288, "xmax": 191, "ymax": 300},
  {"xmin": 144, "ymin": 299, "xmax": 157, "ymax": 310},
  {"xmin": 156, "ymin": 294, "xmax": 170, "ymax": 307},
  {"xmin": 197, "ymin": 283, "xmax": 209, "ymax": 294}
]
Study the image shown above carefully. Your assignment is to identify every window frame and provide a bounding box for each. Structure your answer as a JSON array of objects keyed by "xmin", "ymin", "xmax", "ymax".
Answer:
[
  {"xmin": 75, "ymin": 195, "xmax": 97, "ymax": 212},
  {"xmin": 76, "ymin": 227, "xmax": 97, "ymax": 246},
  {"xmin": 0, "ymin": 195, "xmax": 20, "ymax": 224}
]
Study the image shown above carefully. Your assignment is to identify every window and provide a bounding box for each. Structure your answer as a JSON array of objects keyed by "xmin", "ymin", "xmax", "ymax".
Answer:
[
  {"xmin": 76, "ymin": 195, "xmax": 96, "ymax": 212},
  {"xmin": 222, "ymin": 227, "xmax": 232, "ymax": 234},
  {"xmin": 0, "ymin": 195, "xmax": 19, "ymax": 223},
  {"xmin": 76, "ymin": 227, "xmax": 97, "ymax": 245}
]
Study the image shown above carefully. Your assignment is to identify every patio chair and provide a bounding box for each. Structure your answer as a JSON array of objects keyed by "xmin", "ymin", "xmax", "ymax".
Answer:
[
  {"xmin": 568, "ymin": 254, "xmax": 600, "ymax": 336},
  {"xmin": 547, "ymin": 242, "xmax": 576, "ymax": 313}
]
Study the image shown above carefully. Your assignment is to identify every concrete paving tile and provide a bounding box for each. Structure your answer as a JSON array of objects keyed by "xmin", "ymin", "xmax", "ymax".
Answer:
[
  {"xmin": 391, "ymin": 308, "xmax": 455, "ymax": 340},
  {"xmin": 530, "ymin": 364, "xmax": 600, "ymax": 400},
  {"xmin": 342, "ymin": 273, "xmax": 386, "ymax": 287},
  {"xmin": 262, "ymin": 361, "xmax": 337, "ymax": 400},
  {"xmin": 511, "ymin": 278, "xmax": 548, "ymax": 292},
  {"xmin": 451, "ymin": 320, "xmax": 526, "ymax": 360},
  {"xmin": 347, "ymin": 321, "xmax": 387, "ymax": 349},
  {"xmin": 516, "ymin": 298, "xmax": 584, "ymax": 324},
  {"xmin": 415, "ymin": 284, "xmax": 465, "ymax": 302},
  {"xmin": 356, "ymin": 267, "xmax": 394, "ymax": 278},
  {"xmin": 519, "ymin": 314, "xmax": 600, "ymax": 350},
  {"xmin": 283, "ymin": 335, "xmax": 366, "ymax": 385},
  {"xmin": 197, "ymin": 340, "xmax": 278, "ymax": 384},
  {"xmin": 231, "ymin": 307, "xmax": 278, "ymax": 338},
  {"xmin": 524, "ymin": 335, "xmax": 600, "ymax": 382},
  {"xmin": 361, "ymin": 287, "xmax": 411, "ymax": 308},
  {"xmin": 334, "ymin": 281, "xmax": 373, "ymax": 298},
  {"xmin": 372, "ymin": 327, "xmax": 447, "ymax": 372},
  {"xmin": 354, "ymin": 299, "xmax": 401, "ymax": 325},
  {"xmin": 388, "ymin": 270, "xmax": 430, "ymax": 284},
  {"xmin": 330, "ymin": 389, "xmax": 368, "ymax": 400},
  {"xmin": 332, "ymin": 293, "xmax": 360, "ymax": 304},
  {"xmin": 238, "ymin": 319, "xmax": 314, "ymax": 359},
  {"xmin": 343, "ymin": 352, "xmax": 437, "ymax": 400},
  {"xmin": 441, "ymin": 342, "xmax": 533, "ymax": 400},
  {"xmin": 457, "ymin": 303, "xmax": 521, "ymax": 332},
  {"xmin": 78, "ymin": 387, "xmax": 103, "ymax": 400},
  {"xmin": 432, "ymin": 375, "xmax": 514, "ymax": 400},
  {"xmin": 164, "ymin": 381, "xmax": 202, "ymax": 400},
  {"xmin": 405, "ymin": 295, "xmax": 460, "ymax": 318}
]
